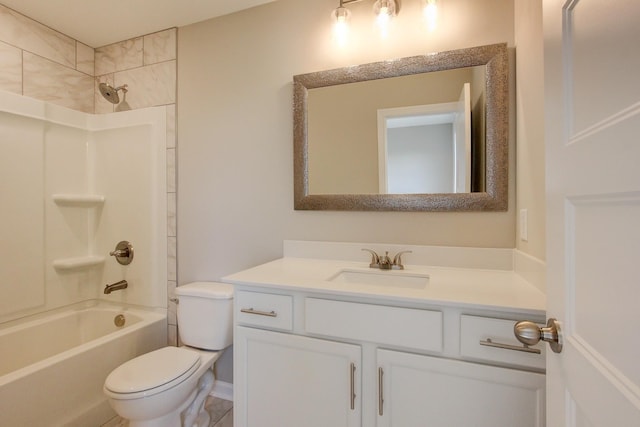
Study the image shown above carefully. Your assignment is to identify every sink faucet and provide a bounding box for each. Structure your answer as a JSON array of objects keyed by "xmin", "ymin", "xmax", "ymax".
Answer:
[
  {"xmin": 104, "ymin": 280, "xmax": 128, "ymax": 294},
  {"xmin": 378, "ymin": 251, "xmax": 392, "ymax": 269},
  {"xmin": 362, "ymin": 249, "xmax": 412, "ymax": 270}
]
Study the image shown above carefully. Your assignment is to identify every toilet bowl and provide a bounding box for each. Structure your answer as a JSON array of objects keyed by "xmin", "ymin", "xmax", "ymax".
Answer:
[{"xmin": 103, "ymin": 282, "xmax": 233, "ymax": 427}]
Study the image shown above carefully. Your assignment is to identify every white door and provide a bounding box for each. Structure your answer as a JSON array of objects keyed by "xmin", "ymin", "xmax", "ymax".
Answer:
[{"xmin": 544, "ymin": 0, "xmax": 640, "ymax": 425}]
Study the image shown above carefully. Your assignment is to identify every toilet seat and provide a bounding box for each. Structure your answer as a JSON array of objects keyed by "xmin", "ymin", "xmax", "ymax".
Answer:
[{"xmin": 104, "ymin": 347, "xmax": 201, "ymax": 399}]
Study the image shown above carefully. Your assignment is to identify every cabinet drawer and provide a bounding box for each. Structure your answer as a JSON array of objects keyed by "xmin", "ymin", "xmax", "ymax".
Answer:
[
  {"xmin": 305, "ymin": 298, "xmax": 442, "ymax": 352},
  {"xmin": 236, "ymin": 291, "xmax": 293, "ymax": 331},
  {"xmin": 460, "ymin": 315, "xmax": 545, "ymax": 370}
]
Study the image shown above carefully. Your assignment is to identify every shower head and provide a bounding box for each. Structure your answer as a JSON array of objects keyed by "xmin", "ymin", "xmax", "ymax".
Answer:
[{"xmin": 99, "ymin": 83, "xmax": 128, "ymax": 104}]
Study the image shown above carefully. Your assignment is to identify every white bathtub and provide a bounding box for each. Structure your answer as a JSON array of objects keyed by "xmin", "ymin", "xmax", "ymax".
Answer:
[{"xmin": 0, "ymin": 303, "xmax": 166, "ymax": 426}]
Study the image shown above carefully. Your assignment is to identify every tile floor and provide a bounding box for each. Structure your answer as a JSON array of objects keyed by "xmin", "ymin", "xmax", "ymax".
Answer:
[{"xmin": 102, "ymin": 396, "xmax": 233, "ymax": 427}]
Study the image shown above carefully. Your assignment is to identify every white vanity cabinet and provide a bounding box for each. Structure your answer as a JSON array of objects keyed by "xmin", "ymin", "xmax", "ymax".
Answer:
[
  {"xmin": 377, "ymin": 349, "xmax": 544, "ymax": 427},
  {"xmin": 233, "ymin": 288, "xmax": 546, "ymax": 427},
  {"xmin": 235, "ymin": 326, "xmax": 361, "ymax": 427}
]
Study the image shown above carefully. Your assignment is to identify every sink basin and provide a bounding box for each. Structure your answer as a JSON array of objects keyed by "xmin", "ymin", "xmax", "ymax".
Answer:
[{"xmin": 329, "ymin": 269, "xmax": 429, "ymax": 289}]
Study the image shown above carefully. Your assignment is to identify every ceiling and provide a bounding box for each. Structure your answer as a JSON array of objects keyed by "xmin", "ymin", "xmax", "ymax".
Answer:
[{"xmin": 1, "ymin": 0, "xmax": 276, "ymax": 47}]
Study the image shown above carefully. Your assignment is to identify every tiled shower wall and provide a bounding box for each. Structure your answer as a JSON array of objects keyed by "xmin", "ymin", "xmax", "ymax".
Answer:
[
  {"xmin": 0, "ymin": 4, "xmax": 94, "ymax": 112},
  {"xmin": 94, "ymin": 28, "xmax": 179, "ymax": 346},
  {"xmin": 0, "ymin": 3, "xmax": 179, "ymax": 345}
]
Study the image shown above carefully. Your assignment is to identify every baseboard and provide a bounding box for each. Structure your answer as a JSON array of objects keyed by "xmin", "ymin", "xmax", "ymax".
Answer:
[{"xmin": 210, "ymin": 380, "xmax": 233, "ymax": 401}]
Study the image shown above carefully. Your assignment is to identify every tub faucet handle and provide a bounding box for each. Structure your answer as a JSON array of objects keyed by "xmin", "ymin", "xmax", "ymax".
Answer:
[{"xmin": 110, "ymin": 241, "xmax": 134, "ymax": 265}]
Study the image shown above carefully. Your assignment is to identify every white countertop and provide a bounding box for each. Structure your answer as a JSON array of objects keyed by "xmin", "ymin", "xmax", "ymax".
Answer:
[{"xmin": 223, "ymin": 257, "xmax": 546, "ymax": 315}]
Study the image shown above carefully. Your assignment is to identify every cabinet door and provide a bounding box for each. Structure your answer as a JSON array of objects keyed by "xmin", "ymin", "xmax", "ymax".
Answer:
[
  {"xmin": 377, "ymin": 349, "xmax": 545, "ymax": 427},
  {"xmin": 235, "ymin": 326, "xmax": 361, "ymax": 427}
]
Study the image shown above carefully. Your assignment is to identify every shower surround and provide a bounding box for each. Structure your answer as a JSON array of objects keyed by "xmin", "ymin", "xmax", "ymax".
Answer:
[
  {"xmin": 0, "ymin": 3, "xmax": 179, "ymax": 343},
  {"xmin": 0, "ymin": 89, "xmax": 168, "ymax": 322}
]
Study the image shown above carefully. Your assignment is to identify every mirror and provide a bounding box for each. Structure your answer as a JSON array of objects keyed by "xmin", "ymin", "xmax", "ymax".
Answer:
[{"xmin": 293, "ymin": 43, "xmax": 508, "ymax": 211}]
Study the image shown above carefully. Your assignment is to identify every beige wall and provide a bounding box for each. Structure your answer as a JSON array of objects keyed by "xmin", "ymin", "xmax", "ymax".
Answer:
[
  {"xmin": 178, "ymin": 0, "xmax": 517, "ymax": 383},
  {"xmin": 177, "ymin": 0, "xmax": 516, "ymax": 280},
  {"xmin": 514, "ymin": 0, "xmax": 545, "ymax": 260}
]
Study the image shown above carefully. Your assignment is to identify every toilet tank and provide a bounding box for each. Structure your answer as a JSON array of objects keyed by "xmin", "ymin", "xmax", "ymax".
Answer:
[{"xmin": 175, "ymin": 282, "xmax": 234, "ymax": 350}]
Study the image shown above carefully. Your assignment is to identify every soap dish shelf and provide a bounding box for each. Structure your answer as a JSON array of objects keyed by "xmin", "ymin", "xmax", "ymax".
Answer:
[{"xmin": 53, "ymin": 255, "xmax": 105, "ymax": 271}]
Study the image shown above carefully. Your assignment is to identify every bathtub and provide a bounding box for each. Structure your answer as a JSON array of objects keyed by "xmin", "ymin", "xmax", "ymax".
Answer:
[{"xmin": 0, "ymin": 302, "xmax": 166, "ymax": 426}]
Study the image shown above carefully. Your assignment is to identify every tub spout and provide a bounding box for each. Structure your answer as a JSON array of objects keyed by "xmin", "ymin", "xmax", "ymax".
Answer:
[{"xmin": 104, "ymin": 280, "xmax": 128, "ymax": 294}]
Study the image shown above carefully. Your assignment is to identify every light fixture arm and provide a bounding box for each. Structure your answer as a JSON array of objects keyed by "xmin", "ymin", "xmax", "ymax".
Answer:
[
  {"xmin": 339, "ymin": 0, "xmax": 364, "ymax": 6},
  {"xmin": 336, "ymin": 0, "xmax": 399, "ymax": 18}
]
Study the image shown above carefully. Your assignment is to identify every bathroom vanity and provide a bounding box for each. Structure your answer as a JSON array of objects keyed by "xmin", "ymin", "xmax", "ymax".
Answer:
[{"xmin": 224, "ymin": 241, "xmax": 546, "ymax": 427}]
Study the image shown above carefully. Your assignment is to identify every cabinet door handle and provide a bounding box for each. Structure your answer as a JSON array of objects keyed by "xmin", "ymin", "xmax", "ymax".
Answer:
[
  {"xmin": 378, "ymin": 367, "xmax": 384, "ymax": 416},
  {"xmin": 240, "ymin": 308, "xmax": 277, "ymax": 317},
  {"xmin": 479, "ymin": 338, "xmax": 541, "ymax": 354},
  {"xmin": 350, "ymin": 363, "xmax": 356, "ymax": 410}
]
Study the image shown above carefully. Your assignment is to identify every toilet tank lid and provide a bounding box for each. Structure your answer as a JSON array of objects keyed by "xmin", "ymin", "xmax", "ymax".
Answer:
[{"xmin": 176, "ymin": 282, "xmax": 234, "ymax": 299}]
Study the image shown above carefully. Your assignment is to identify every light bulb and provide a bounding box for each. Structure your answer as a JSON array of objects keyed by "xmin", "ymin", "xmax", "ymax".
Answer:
[
  {"xmin": 373, "ymin": 0, "xmax": 396, "ymax": 37},
  {"xmin": 332, "ymin": 6, "xmax": 351, "ymax": 45},
  {"xmin": 423, "ymin": 0, "xmax": 438, "ymax": 32}
]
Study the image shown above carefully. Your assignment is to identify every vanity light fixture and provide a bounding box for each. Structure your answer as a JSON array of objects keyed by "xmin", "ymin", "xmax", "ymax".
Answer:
[
  {"xmin": 332, "ymin": 2, "xmax": 352, "ymax": 44},
  {"xmin": 332, "ymin": 0, "xmax": 399, "ymax": 39},
  {"xmin": 373, "ymin": 0, "xmax": 397, "ymax": 35},
  {"xmin": 332, "ymin": 0, "xmax": 439, "ymax": 41}
]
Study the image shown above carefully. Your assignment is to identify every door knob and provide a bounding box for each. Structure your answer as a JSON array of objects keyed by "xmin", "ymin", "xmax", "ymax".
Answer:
[{"xmin": 514, "ymin": 318, "xmax": 563, "ymax": 353}]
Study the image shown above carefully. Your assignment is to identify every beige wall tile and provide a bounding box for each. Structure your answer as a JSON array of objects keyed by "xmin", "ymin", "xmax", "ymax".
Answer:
[
  {"xmin": 168, "ymin": 236, "xmax": 176, "ymax": 281},
  {"xmin": 0, "ymin": 40, "xmax": 22, "ymax": 94},
  {"xmin": 167, "ymin": 192, "xmax": 176, "ymax": 237},
  {"xmin": 0, "ymin": 4, "xmax": 75, "ymax": 68},
  {"xmin": 167, "ymin": 280, "xmax": 177, "ymax": 325},
  {"xmin": 76, "ymin": 42, "xmax": 94, "ymax": 75},
  {"xmin": 23, "ymin": 52, "xmax": 93, "ymax": 113},
  {"xmin": 166, "ymin": 103, "xmax": 176, "ymax": 148},
  {"xmin": 95, "ymin": 37, "xmax": 143, "ymax": 75},
  {"xmin": 166, "ymin": 147, "xmax": 176, "ymax": 193},
  {"xmin": 144, "ymin": 28, "xmax": 176, "ymax": 65},
  {"xmin": 113, "ymin": 60, "xmax": 176, "ymax": 109}
]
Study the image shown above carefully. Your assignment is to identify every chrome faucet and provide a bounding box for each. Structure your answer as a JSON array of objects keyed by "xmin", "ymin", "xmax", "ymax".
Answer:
[
  {"xmin": 362, "ymin": 249, "xmax": 412, "ymax": 270},
  {"xmin": 378, "ymin": 251, "xmax": 392, "ymax": 269},
  {"xmin": 104, "ymin": 280, "xmax": 128, "ymax": 294}
]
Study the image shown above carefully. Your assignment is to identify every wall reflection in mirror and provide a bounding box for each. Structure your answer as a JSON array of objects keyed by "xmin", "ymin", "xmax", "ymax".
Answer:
[{"xmin": 307, "ymin": 66, "xmax": 486, "ymax": 195}]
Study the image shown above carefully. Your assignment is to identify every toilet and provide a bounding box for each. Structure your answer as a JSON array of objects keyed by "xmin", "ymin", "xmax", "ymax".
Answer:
[{"xmin": 103, "ymin": 282, "xmax": 234, "ymax": 427}]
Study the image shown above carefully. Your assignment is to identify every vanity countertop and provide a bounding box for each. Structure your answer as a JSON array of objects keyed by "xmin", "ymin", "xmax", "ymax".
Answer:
[{"xmin": 223, "ymin": 257, "xmax": 546, "ymax": 316}]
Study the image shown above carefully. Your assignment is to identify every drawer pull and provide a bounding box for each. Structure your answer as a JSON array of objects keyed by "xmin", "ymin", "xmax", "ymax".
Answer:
[
  {"xmin": 378, "ymin": 367, "xmax": 384, "ymax": 416},
  {"xmin": 240, "ymin": 308, "xmax": 277, "ymax": 317},
  {"xmin": 350, "ymin": 363, "xmax": 356, "ymax": 410},
  {"xmin": 479, "ymin": 338, "xmax": 541, "ymax": 354}
]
